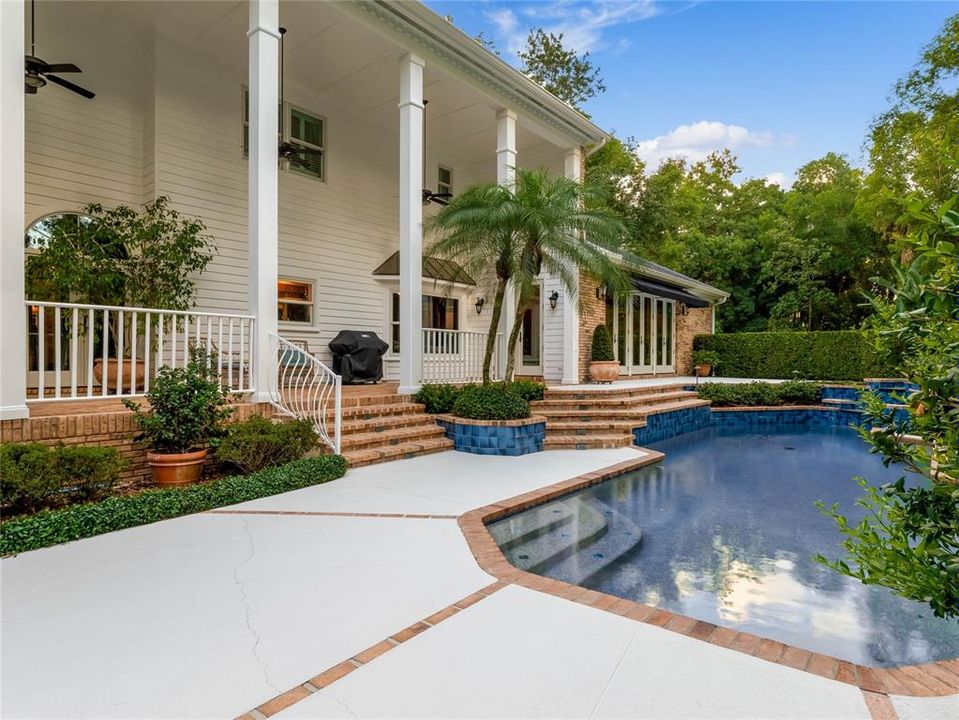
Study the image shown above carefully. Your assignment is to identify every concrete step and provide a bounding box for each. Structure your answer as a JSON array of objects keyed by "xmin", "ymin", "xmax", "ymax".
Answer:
[
  {"xmin": 532, "ymin": 390, "xmax": 698, "ymax": 410},
  {"xmin": 342, "ymin": 436, "xmax": 453, "ymax": 468},
  {"xmin": 341, "ymin": 424, "xmax": 446, "ymax": 451},
  {"xmin": 544, "ymin": 433, "xmax": 635, "ymax": 450},
  {"xmin": 545, "ymin": 383, "xmax": 688, "ymax": 399}
]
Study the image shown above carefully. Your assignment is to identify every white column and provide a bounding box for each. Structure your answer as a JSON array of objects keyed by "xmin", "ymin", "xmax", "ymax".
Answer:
[
  {"xmin": 496, "ymin": 109, "xmax": 517, "ymax": 376},
  {"xmin": 398, "ymin": 53, "xmax": 425, "ymax": 394},
  {"xmin": 247, "ymin": 0, "xmax": 280, "ymax": 403},
  {"xmin": 0, "ymin": 0, "xmax": 29, "ymax": 420},
  {"xmin": 561, "ymin": 147, "xmax": 583, "ymax": 385}
]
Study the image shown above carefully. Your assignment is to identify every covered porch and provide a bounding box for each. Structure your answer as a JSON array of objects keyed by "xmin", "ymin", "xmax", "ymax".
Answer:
[{"xmin": 1, "ymin": 0, "xmax": 604, "ymax": 431}]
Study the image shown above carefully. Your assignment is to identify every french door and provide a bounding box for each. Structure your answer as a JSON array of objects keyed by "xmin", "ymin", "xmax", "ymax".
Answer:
[
  {"xmin": 515, "ymin": 284, "xmax": 542, "ymax": 376},
  {"xmin": 610, "ymin": 293, "xmax": 675, "ymax": 375}
]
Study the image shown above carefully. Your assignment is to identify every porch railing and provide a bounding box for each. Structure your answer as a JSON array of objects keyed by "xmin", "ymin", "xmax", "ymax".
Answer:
[
  {"xmin": 266, "ymin": 333, "xmax": 341, "ymax": 454},
  {"xmin": 422, "ymin": 329, "xmax": 501, "ymax": 384},
  {"xmin": 25, "ymin": 301, "xmax": 255, "ymax": 401}
]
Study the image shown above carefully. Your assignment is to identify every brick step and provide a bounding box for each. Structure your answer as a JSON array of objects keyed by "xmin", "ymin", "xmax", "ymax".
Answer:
[
  {"xmin": 343, "ymin": 437, "xmax": 453, "ymax": 468},
  {"xmin": 545, "ymin": 383, "xmax": 688, "ymax": 399},
  {"xmin": 545, "ymin": 420, "xmax": 644, "ymax": 434},
  {"xmin": 641, "ymin": 398, "xmax": 712, "ymax": 416},
  {"xmin": 339, "ymin": 392, "xmax": 413, "ymax": 409},
  {"xmin": 532, "ymin": 408, "xmax": 653, "ymax": 421},
  {"xmin": 340, "ymin": 424, "xmax": 446, "ymax": 451},
  {"xmin": 544, "ymin": 433, "xmax": 634, "ymax": 450},
  {"xmin": 336, "ymin": 402, "xmax": 427, "ymax": 420},
  {"xmin": 532, "ymin": 390, "xmax": 698, "ymax": 410},
  {"xmin": 340, "ymin": 413, "xmax": 439, "ymax": 435}
]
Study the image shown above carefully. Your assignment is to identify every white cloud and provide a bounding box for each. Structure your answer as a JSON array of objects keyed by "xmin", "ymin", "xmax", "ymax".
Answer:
[
  {"xmin": 763, "ymin": 172, "xmax": 793, "ymax": 189},
  {"xmin": 635, "ymin": 121, "xmax": 776, "ymax": 168},
  {"xmin": 488, "ymin": 1, "xmax": 662, "ymax": 55}
]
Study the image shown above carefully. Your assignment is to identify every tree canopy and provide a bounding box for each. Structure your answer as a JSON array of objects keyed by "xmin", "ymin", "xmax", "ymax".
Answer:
[{"xmin": 518, "ymin": 29, "xmax": 606, "ymax": 110}]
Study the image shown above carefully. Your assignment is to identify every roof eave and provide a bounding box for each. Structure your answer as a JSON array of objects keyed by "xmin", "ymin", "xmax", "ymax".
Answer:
[{"xmin": 347, "ymin": 1, "xmax": 610, "ymax": 148}]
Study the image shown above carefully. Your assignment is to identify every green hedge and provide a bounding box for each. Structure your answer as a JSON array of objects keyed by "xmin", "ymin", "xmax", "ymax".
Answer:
[
  {"xmin": 452, "ymin": 384, "xmax": 530, "ymax": 420},
  {"xmin": 696, "ymin": 380, "xmax": 823, "ymax": 407},
  {"xmin": 415, "ymin": 381, "xmax": 546, "ymax": 415},
  {"xmin": 693, "ymin": 331, "xmax": 891, "ymax": 381},
  {"xmin": 0, "ymin": 455, "xmax": 347, "ymax": 556}
]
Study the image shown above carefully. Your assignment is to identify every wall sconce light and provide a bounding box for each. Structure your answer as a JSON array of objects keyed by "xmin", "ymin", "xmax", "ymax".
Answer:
[
  {"xmin": 680, "ymin": 302, "xmax": 689, "ymax": 316},
  {"xmin": 548, "ymin": 290, "xmax": 559, "ymax": 310},
  {"xmin": 595, "ymin": 285, "xmax": 607, "ymax": 300},
  {"xmin": 474, "ymin": 297, "xmax": 485, "ymax": 315}
]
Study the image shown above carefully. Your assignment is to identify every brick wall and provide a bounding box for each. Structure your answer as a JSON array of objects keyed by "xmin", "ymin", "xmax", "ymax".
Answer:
[
  {"xmin": 577, "ymin": 272, "xmax": 607, "ymax": 382},
  {"xmin": 675, "ymin": 305, "xmax": 713, "ymax": 374},
  {"xmin": 0, "ymin": 402, "xmax": 274, "ymax": 490}
]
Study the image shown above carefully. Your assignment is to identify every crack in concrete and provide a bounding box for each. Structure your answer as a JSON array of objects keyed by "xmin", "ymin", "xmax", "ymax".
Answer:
[
  {"xmin": 587, "ymin": 627, "xmax": 641, "ymax": 719},
  {"xmin": 321, "ymin": 690, "xmax": 359, "ymax": 720},
  {"xmin": 233, "ymin": 519, "xmax": 280, "ymax": 694}
]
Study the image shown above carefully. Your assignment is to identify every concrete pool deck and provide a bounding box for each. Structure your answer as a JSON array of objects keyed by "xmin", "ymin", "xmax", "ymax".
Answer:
[{"xmin": 2, "ymin": 449, "xmax": 956, "ymax": 719}]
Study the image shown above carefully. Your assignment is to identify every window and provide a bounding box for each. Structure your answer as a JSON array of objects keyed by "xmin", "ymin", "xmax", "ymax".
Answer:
[
  {"xmin": 437, "ymin": 165, "xmax": 453, "ymax": 197},
  {"xmin": 391, "ymin": 293, "xmax": 459, "ymax": 353},
  {"xmin": 278, "ymin": 279, "xmax": 314, "ymax": 324},
  {"xmin": 243, "ymin": 90, "xmax": 326, "ymax": 181}
]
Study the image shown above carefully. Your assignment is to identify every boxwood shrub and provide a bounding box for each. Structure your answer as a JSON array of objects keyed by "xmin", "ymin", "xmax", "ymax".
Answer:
[
  {"xmin": 697, "ymin": 380, "xmax": 823, "ymax": 407},
  {"xmin": 0, "ymin": 455, "xmax": 347, "ymax": 556},
  {"xmin": 693, "ymin": 331, "xmax": 891, "ymax": 381},
  {"xmin": 452, "ymin": 384, "xmax": 530, "ymax": 420},
  {"xmin": 416, "ymin": 381, "xmax": 546, "ymax": 414},
  {"xmin": 213, "ymin": 415, "xmax": 318, "ymax": 473}
]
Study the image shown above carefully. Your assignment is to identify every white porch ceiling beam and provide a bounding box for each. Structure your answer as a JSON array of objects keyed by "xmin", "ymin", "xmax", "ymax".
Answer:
[
  {"xmin": 562, "ymin": 147, "xmax": 583, "ymax": 384},
  {"xmin": 248, "ymin": 0, "xmax": 279, "ymax": 403},
  {"xmin": 496, "ymin": 108, "xmax": 517, "ymax": 376},
  {"xmin": 0, "ymin": 0, "xmax": 29, "ymax": 419},
  {"xmin": 398, "ymin": 53, "xmax": 425, "ymax": 394}
]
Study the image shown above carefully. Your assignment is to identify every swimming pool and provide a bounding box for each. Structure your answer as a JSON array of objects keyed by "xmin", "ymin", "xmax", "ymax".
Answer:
[{"xmin": 488, "ymin": 425, "xmax": 959, "ymax": 667}]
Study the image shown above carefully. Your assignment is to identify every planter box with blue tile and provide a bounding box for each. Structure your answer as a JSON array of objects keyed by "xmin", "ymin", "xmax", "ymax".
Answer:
[{"xmin": 436, "ymin": 415, "xmax": 546, "ymax": 456}]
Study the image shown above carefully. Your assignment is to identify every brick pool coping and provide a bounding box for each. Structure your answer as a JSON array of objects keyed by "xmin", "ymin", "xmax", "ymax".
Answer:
[
  {"xmin": 457, "ymin": 452, "xmax": 959, "ymax": 700},
  {"xmin": 434, "ymin": 413, "xmax": 548, "ymax": 427}
]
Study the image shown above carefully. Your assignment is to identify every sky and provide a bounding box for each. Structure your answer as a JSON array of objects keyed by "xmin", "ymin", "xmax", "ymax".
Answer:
[{"xmin": 423, "ymin": 0, "xmax": 958, "ymax": 187}]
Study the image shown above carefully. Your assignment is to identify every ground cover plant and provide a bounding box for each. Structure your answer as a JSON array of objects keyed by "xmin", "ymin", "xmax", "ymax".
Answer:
[
  {"xmin": 696, "ymin": 380, "xmax": 823, "ymax": 407},
  {"xmin": 0, "ymin": 455, "xmax": 347, "ymax": 555}
]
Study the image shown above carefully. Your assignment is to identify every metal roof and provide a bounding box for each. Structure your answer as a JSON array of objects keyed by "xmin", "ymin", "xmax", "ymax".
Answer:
[{"xmin": 373, "ymin": 251, "xmax": 476, "ymax": 286}]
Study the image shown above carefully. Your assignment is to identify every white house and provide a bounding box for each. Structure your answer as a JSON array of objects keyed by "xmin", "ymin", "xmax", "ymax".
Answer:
[{"xmin": 0, "ymin": 0, "xmax": 727, "ymax": 447}]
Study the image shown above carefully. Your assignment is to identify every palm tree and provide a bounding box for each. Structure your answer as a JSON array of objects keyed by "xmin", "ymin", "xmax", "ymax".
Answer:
[{"xmin": 428, "ymin": 167, "xmax": 628, "ymax": 383}]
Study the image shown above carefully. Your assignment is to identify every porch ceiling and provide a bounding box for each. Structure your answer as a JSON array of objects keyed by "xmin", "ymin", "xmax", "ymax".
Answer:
[{"xmin": 70, "ymin": 0, "xmax": 558, "ymax": 165}]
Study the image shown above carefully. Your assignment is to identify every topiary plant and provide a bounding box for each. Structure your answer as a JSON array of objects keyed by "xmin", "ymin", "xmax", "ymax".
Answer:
[{"xmin": 591, "ymin": 324, "xmax": 614, "ymax": 362}]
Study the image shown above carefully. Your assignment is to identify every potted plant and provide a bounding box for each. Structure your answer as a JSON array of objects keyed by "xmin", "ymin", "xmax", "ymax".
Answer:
[
  {"xmin": 25, "ymin": 197, "xmax": 213, "ymax": 392},
  {"xmin": 692, "ymin": 349, "xmax": 720, "ymax": 377},
  {"xmin": 124, "ymin": 349, "xmax": 232, "ymax": 486},
  {"xmin": 589, "ymin": 324, "xmax": 619, "ymax": 383}
]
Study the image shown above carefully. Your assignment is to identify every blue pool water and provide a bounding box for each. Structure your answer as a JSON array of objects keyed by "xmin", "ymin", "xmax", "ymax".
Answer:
[{"xmin": 489, "ymin": 425, "xmax": 959, "ymax": 666}]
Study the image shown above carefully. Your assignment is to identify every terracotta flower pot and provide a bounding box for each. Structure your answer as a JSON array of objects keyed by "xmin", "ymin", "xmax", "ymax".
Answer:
[
  {"xmin": 94, "ymin": 358, "xmax": 146, "ymax": 391},
  {"xmin": 146, "ymin": 448, "xmax": 208, "ymax": 486},
  {"xmin": 698, "ymin": 363, "xmax": 713, "ymax": 377},
  {"xmin": 589, "ymin": 360, "xmax": 619, "ymax": 384}
]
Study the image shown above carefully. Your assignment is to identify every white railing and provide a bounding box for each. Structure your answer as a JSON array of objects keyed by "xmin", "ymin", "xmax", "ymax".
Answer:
[
  {"xmin": 25, "ymin": 301, "xmax": 255, "ymax": 401},
  {"xmin": 422, "ymin": 329, "xmax": 502, "ymax": 384},
  {"xmin": 267, "ymin": 333, "xmax": 341, "ymax": 454}
]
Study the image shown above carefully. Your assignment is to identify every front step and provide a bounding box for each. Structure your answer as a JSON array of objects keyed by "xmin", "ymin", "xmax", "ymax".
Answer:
[
  {"xmin": 342, "ymin": 437, "xmax": 453, "ymax": 468},
  {"xmin": 341, "ymin": 423, "xmax": 446, "ymax": 451},
  {"xmin": 531, "ymin": 389, "xmax": 697, "ymax": 410}
]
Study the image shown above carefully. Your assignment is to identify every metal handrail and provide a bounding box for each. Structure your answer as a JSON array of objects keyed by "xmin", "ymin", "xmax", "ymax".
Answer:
[{"xmin": 266, "ymin": 333, "xmax": 342, "ymax": 454}]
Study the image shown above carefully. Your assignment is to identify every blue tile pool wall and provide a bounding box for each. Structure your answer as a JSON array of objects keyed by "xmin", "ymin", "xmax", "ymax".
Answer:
[
  {"xmin": 437, "ymin": 419, "xmax": 546, "ymax": 456},
  {"xmin": 821, "ymin": 386, "xmax": 861, "ymax": 402},
  {"xmin": 710, "ymin": 408, "xmax": 866, "ymax": 430},
  {"xmin": 866, "ymin": 380, "xmax": 919, "ymax": 404},
  {"xmin": 632, "ymin": 406, "xmax": 711, "ymax": 445}
]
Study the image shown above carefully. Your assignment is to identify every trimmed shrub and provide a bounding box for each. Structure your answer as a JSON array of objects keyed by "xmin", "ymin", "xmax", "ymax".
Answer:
[
  {"xmin": 591, "ymin": 324, "xmax": 615, "ymax": 362},
  {"xmin": 697, "ymin": 381, "xmax": 823, "ymax": 407},
  {"xmin": 213, "ymin": 415, "xmax": 319, "ymax": 473},
  {"xmin": 693, "ymin": 331, "xmax": 891, "ymax": 381},
  {"xmin": 415, "ymin": 383, "xmax": 464, "ymax": 414},
  {"xmin": 507, "ymin": 380, "xmax": 547, "ymax": 402},
  {"xmin": 452, "ymin": 384, "xmax": 530, "ymax": 420},
  {"xmin": 1, "ymin": 443, "xmax": 125, "ymax": 513},
  {"xmin": 0, "ymin": 455, "xmax": 348, "ymax": 555},
  {"xmin": 0, "ymin": 444, "xmax": 63, "ymax": 514}
]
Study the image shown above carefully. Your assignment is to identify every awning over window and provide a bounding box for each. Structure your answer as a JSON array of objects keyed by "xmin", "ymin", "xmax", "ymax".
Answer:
[
  {"xmin": 373, "ymin": 251, "xmax": 476, "ymax": 286},
  {"xmin": 631, "ymin": 277, "xmax": 710, "ymax": 308}
]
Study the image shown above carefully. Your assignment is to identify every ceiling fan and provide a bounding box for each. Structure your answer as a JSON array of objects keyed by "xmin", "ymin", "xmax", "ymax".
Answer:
[
  {"xmin": 24, "ymin": 0, "xmax": 94, "ymax": 99},
  {"xmin": 422, "ymin": 100, "xmax": 452, "ymax": 206},
  {"xmin": 278, "ymin": 27, "xmax": 322, "ymax": 164}
]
